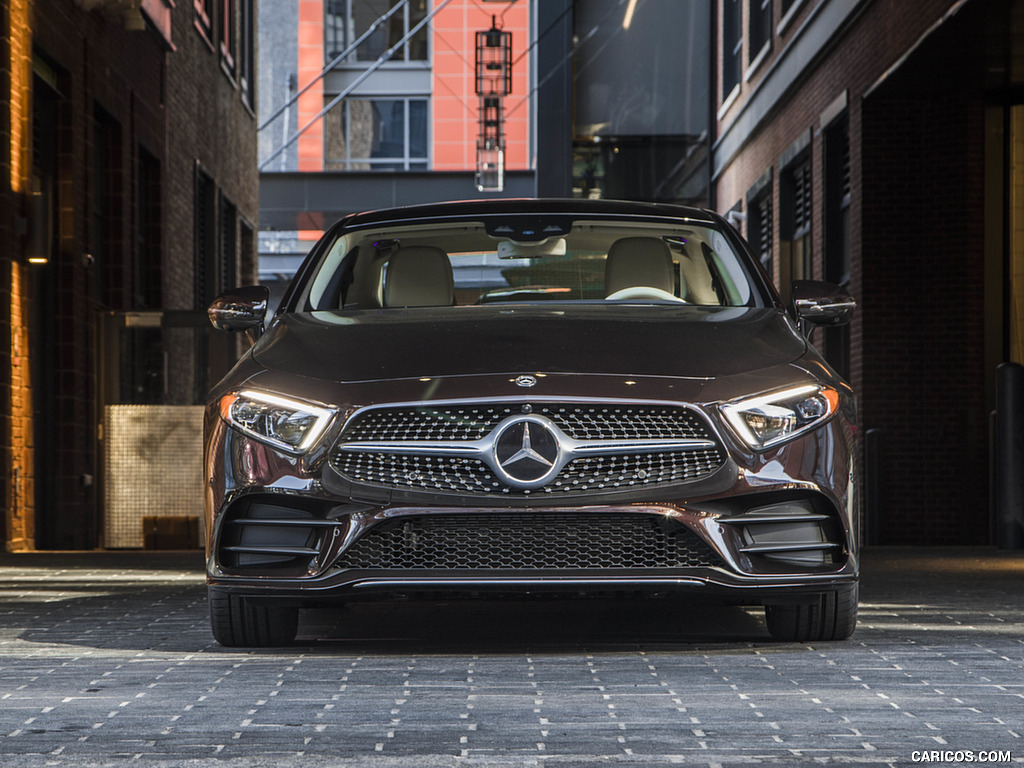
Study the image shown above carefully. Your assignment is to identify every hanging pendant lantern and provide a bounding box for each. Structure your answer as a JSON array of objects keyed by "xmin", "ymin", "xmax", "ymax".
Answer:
[
  {"xmin": 475, "ymin": 17, "xmax": 512, "ymax": 192},
  {"xmin": 475, "ymin": 18, "xmax": 512, "ymax": 98}
]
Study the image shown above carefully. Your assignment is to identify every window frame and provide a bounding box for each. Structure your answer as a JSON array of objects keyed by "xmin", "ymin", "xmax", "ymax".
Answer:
[
  {"xmin": 238, "ymin": 0, "xmax": 255, "ymax": 110},
  {"xmin": 194, "ymin": 0, "xmax": 214, "ymax": 46},
  {"xmin": 220, "ymin": 0, "xmax": 237, "ymax": 76},
  {"xmin": 325, "ymin": 96, "xmax": 430, "ymax": 171},
  {"xmin": 721, "ymin": 0, "xmax": 742, "ymax": 104},
  {"xmin": 779, "ymin": 152, "xmax": 813, "ymax": 303},
  {"xmin": 747, "ymin": 0, "xmax": 772, "ymax": 74},
  {"xmin": 325, "ymin": 0, "xmax": 429, "ymax": 64},
  {"xmin": 748, "ymin": 185, "xmax": 773, "ymax": 281}
]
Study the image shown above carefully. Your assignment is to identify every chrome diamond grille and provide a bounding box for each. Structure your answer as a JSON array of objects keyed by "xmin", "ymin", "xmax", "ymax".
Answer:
[
  {"xmin": 342, "ymin": 405, "xmax": 514, "ymax": 442},
  {"xmin": 553, "ymin": 450, "xmax": 725, "ymax": 492},
  {"xmin": 332, "ymin": 402, "xmax": 727, "ymax": 498},
  {"xmin": 342, "ymin": 403, "xmax": 713, "ymax": 442},
  {"xmin": 335, "ymin": 513, "xmax": 722, "ymax": 570},
  {"xmin": 338, "ymin": 453, "xmax": 495, "ymax": 494},
  {"xmin": 537, "ymin": 404, "xmax": 709, "ymax": 440},
  {"xmin": 333, "ymin": 448, "xmax": 725, "ymax": 496}
]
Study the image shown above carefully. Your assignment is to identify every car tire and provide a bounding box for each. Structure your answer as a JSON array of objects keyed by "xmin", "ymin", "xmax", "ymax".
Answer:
[
  {"xmin": 208, "ymin": 587, "xmax": 299, "ymax": 647},
  {"xmin": 764, "ymin": 584, "xmax": 858, "ymax": 642}
]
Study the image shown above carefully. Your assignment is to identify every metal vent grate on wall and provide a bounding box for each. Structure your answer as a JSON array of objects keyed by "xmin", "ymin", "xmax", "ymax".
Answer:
[{"xmin": 103, "ymin": 405, "xmax": 205, "ymax": 549}]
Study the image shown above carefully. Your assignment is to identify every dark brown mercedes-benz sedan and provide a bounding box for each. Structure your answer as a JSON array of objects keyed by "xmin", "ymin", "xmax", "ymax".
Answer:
[{"xmin": 204, "ymin": 199, "xmax": 859, "ymax": 647}]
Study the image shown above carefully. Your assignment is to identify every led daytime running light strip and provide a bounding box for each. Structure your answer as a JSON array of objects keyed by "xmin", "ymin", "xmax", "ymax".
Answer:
[
  {"xmin": 721, "ymin": 384, "xmax": 838, "ymax": 450},
  {"xmin": 222, "ymin": 390, "xmax": 335, "ymax": 453}
]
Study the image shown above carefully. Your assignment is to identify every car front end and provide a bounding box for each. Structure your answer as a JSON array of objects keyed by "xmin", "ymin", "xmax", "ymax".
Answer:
[{"xmin": 204, "ymin": 199, "xmax": 859, "ymax": 646}]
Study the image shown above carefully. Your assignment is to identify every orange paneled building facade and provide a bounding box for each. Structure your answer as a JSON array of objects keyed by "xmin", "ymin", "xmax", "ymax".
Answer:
[{"xmin": 289, "ymin": 0, "xmax": 530, "ymax": 176}]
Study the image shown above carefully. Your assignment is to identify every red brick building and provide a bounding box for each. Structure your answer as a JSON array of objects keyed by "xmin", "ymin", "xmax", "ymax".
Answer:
[
  {"xmin": 713, "ymin": 0, "xmax": 1024, "ymax": 543},
  {"xmin": 1, "ymin": 0, "xmax": 258, "ymax": 550}
]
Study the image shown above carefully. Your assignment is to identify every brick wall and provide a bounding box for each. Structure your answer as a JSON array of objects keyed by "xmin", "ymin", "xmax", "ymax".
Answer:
[
  {"xmin": 165, "ymin": 0, "xmax": 260, "ymax": 315},
  {"xmin": 2, "ymin": 0, "xmax": 258, "ymax": 550},
  {"xmin": 2, "ymin": 0, "xmax": 35, "ymax": 550},
  {"xmin": 7, "ymin": 263, "xmax": 34, "ymax": 551},
  {"xmin": 713, "ymin": 0, "xmax": 994, "ymax": 543}
]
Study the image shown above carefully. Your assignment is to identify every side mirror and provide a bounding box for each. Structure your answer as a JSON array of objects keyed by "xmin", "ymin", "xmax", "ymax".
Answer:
[
  {"xmin": 791, "ymin": 280, "xmax": 855, "ymax": 326},
  {"xmin": 208, "ymin": 286, "xmax": 270, "ymax": 341}
]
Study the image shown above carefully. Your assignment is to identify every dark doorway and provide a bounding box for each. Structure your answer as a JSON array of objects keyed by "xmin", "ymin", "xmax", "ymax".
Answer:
[{"xmin": 28, "ymin": 68, "xmax": 63, "ymax": 548}]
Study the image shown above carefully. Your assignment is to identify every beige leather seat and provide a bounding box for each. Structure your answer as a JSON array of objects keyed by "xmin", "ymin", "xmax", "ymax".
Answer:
[
  {"xmin": 383, "ymin": 246, "xmax": 455, "ymax": 308},
  {"xmin": 604, "ymin": 237, "xmax": 678, "ymax": 298}
]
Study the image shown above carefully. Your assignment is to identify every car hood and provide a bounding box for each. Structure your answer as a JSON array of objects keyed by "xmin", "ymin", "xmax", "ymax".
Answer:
[{"xmin": 251, "ymin": 305, "xmax": 806, "ymax": 383}]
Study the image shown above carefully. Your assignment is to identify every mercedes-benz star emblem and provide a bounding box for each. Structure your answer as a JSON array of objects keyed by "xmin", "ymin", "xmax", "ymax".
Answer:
[
  {"xmin": 515, "ymin": 375, "xmax": 538, "ymax": 388},
  {"xmin": 493, "ymin": 416, "xmax": 561, "ymax": 489}
]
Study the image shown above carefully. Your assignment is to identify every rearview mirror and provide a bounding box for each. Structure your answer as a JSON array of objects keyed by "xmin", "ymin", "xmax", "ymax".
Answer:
[
  {"xmin": 497, "ymin": 238, "xmax": 567, "ymax": 259},
  {"xmin": 791, "ymin": 280, "xmax": 855, "ymax": 326}
]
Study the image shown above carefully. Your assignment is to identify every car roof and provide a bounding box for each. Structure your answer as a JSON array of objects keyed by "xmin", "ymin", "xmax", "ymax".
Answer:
[{"xmin": 335, "ymin": 198, "xmax": 720, "ymax": 231}]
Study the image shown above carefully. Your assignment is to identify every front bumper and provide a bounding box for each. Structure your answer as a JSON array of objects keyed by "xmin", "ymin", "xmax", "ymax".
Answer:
[{"xmin": 204, "ymin": 397, "xmax": 859, "ymax": 605}]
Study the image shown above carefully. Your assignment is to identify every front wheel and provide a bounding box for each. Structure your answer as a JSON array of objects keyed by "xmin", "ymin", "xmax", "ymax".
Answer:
[
  {"xmin": 208, "ymin": 587, "xmax": 299, "ymax": 647},
  {"xmin": 764, "ymin": 584, "xmax": 858, "ymax": 642}
]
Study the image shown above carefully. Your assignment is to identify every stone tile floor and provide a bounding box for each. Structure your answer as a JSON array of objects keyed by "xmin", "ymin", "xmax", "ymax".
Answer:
[{"xmin": 0, "ymin": 547, "xmax": 1021, "ymax": 767}]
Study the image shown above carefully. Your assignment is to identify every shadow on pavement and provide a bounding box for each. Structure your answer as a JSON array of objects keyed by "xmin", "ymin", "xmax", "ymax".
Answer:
[{"xmin": 2, "ymin": 546, "xmax": 1022, "ymax": 655}]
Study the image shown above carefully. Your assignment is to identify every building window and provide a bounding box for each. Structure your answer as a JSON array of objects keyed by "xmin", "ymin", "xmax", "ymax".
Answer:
[
  {"xmin": 194, "ymin": 168, "xmax": 218, "ymax": 309},
  {"xmin": 325, "ymin": 97, "xmax": 428, "ymax": 170},
  {"xmin": 780, "ymin": 156, "xmax": 812, "ymax": 299},
  {"xmin": 194, "ymin": 0, "xmax": 214, "ymax": 42},
  {"xmin": 325, "ymin": 0, "xmax": 428, "ymax": 63},
  {"xmin": 824, "ymin": 114, "xmax": 851, "ymax": 378},
  {"xmin": 722, "ymin": 0, "xmax": 741, "ymax": 101},
  {"xmin": 93, "ymin": 105, "xmax": 124, "ymax": 309},
  {"xmin": 824, "ymin": 118, "xmax": 850, "ymax": 286},
  {"xmin": 751, "ymin": 189, "xmax": 773, "ymax": 279},
  {"xmin": 136, "ymin": 147, "xmax": 162, "ymax": 310},
  {"xmin": 219, "ymin": 193, "xmax": 238, "ymax": 295},
  {"xmin": 220, "ymin": 0, "xmax": 236, "ymax": 74},
  {"xmin": 239, "ymin": 0, "xmax": 255, "ymax": 108},
  {"xmin": 748, "ymin": 0, "xmax": 772, "ymax": 65}
]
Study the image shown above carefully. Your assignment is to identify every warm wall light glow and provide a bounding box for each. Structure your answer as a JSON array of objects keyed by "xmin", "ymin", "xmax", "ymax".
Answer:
[
  {"xmin": 9, "ymin": 0, "xmax": 30, "ymax": 193},
  {"xmin": 622, "ymin": 0, "xmax": 638, "ymax": 29},
  {"xmin": 9, "ymin": 260, "xmax": 35, "ymax": 550}
]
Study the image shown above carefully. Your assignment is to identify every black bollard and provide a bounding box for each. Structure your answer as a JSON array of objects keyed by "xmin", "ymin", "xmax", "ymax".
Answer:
[{"xmin": 995, "ymin": 362, "xmax": 1024, "ymax": 549}]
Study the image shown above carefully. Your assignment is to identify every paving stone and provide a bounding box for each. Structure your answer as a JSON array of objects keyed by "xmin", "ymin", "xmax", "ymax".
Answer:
[{"xmin": 0, "ymin": 548, "xmax": 1022, "ymax": 766}]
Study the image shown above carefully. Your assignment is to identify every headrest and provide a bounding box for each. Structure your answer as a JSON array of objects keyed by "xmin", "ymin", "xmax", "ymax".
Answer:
[
  {"xmin": 383, "ymin": 246, "xmax": 454, "ymax": 308},
  {"xmin": 604, "ymin": 237, "xmax": 676, "ymax": 296}
]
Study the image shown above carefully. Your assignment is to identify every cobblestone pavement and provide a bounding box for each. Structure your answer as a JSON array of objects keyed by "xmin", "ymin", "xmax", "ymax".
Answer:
[{"xmin": 0, "ymin": 547, "xmax": 1022, "ymax": 767}]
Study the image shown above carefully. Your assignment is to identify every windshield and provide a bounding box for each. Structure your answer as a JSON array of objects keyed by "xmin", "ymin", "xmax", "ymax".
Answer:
[{"xmin": 301, "ymin": 218, "xmax": 762, "ymax": 311}]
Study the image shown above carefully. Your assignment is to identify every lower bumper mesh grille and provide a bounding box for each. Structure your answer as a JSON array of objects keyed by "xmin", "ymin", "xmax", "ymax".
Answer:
[{"xmin": 335, "ymin": 513, "xmax": 722, "ymax": 570}]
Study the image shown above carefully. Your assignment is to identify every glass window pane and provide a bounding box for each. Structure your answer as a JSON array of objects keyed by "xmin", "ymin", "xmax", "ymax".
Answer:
[
  {"xmin": 347, "ymin": 99, "xmax": 377, "ymax": 168},
  {"xmin": 372, "ymin": 100, "xmax": 406, "ymax": 159},
  {"xmin": 408, "ymin": 0, "xmax": 428, "ymax": 60},
  {"xmin": 355, "ymin": 0, "xmax": 391, "ymax": 60},
  {"xmin": 324, "ymin": 100, "xmax": 348, "ymax": 170},
  {"xmin": 328, "ymin": 98, "xmax": 429, "ymax": 171},
  {"xmin": 722, "ymin": 0, "xmax": 741, "ymax": 97},
  {"xmin": 325, "ymin": 0, "xmax": 349, "ymax": 60},
  {"xmin": 409, "ymin": 100, "xmax": 427, "ymax": 158}
]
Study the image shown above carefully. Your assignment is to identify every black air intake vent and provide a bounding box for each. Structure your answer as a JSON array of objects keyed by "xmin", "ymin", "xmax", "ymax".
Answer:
[{"xmin": 218, "ymin": 500, "xmax": 340, "ymax": 574}]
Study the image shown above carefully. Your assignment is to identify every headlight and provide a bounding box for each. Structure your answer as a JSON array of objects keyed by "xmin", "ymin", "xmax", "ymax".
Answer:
[
  {"xmin": 720, "ymin": 384, "xmax": 839, "ymax": 450},
  {"xmin": 220, "ymin": 390, "xmax": 335, "ymax": 454}
]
